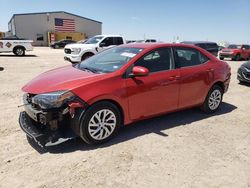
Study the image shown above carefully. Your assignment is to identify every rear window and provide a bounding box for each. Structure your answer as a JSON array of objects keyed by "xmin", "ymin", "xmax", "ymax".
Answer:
[
  {"xmin": 175, "ymin": 47, "xmax": 209, "ymax": 68},
  {"xmin": 228, "ymin": 45, "xmax": 241, "ymax": 49}
]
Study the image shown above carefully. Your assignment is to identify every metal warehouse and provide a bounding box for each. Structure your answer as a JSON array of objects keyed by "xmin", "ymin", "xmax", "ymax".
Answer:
[{"xmin": 8, "ymin": 11, "xmax": 102, "ymax": 46}]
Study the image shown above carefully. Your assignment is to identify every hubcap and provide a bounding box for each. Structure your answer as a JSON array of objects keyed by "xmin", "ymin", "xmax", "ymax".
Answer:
[
  {"xmin": 208, "ymin": 89, "xmax": 221, "ymax": 110},
  {"xmin": 88, "ymin": 109, "xmax": 116, "ymax": 140},
  {"xmin": 16, "ymin": 49, "xmax": 23, "ymax": 55}
]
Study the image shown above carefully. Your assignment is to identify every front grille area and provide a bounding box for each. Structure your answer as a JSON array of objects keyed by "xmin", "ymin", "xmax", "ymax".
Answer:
[{"xmin": 64, "ymin": 48, "xmax": 71, "ymax": 54}]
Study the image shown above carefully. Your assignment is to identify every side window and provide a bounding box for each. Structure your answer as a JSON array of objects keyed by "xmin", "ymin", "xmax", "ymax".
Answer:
[
  {"xmin": 242, "ymin": 45, "xmax": 249, "ymax": 49},
  {"xmin": 199, "ymin": 53, "xmax": 209, "ymax": 64},
  {"xmin": 102, "ymin": 37, "xmax": 114, "ymax": 46},
  {"xmin": 175, "ymin": 48, "xmax": 208, "ymax": 68},
  {"xmin": 135, "ymin": 48, "xmax": 172, "ymax": 73},
  {"xmin": 114, "ymin": 37, "xmax": 124, "ymax": 45}
]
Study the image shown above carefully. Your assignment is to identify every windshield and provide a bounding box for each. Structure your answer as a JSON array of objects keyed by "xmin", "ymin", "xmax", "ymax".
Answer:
[
  {"xmin": 85, "ymin": 36, "xmax": 104, "ymax": 44},
  {"xmin": 228, "ymin": 45, "xmax": 241, "ymax": 49},
  {"xmin": 77, "ymin": 39, "xmax": 87, "ymax": 44},
  {"xmin": 77, "ymin": 47, "xmax": 144, "ymax": 73}
]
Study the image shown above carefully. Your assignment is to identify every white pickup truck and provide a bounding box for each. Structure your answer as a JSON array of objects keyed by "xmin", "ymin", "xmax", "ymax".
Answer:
[
  {"xmin": 0, "ymin": 37, "xmax": 33, "ymax": 56},
  {"xmin": 64, "ymin": 35, "xmax": 126, "ymax": 63}
]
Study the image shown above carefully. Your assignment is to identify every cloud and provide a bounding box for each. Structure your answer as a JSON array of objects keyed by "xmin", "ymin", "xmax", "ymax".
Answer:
[{"xmin": 131, "ymin": 16, "xmax": 141, "ymax": 21}]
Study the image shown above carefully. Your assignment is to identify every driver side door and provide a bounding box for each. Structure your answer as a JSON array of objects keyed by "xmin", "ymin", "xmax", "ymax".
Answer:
[{"xmin": 125, "ymin": 48, "xmax": 180, "ymax": 120}]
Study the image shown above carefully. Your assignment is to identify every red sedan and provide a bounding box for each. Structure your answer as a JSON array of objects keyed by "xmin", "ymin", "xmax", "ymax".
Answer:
[{"xmin": 19, "ymin": 43, "xmax": 231, "ymax": 147}]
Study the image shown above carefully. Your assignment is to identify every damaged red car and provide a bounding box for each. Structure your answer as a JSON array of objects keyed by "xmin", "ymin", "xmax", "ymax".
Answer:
[{"xmin": 19, "ymin": 43, "xmax": 231, "ymax": 147}]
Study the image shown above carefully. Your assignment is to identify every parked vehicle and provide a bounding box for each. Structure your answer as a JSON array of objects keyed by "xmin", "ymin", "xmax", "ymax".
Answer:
[
  {"xmin": 64, "ymin": 35, "xmax": 126, "ymax": 63},
  {"xmin": 181, "ymin": 41, "xmax": 219, "ymax": 56},
  {"xmin": 0, "ymin": 36, "xmax": 33, "ymax": 56},
  {"xmin": 237, "ymin": 61, "xmax": 250, "ymax": 83},
  {"xmin": 50, "ymin": 39, "xmax": 76, "ymax": 49},
  {"xmin": 219, "ymin": 44, "xmax": 250, "ymax": 61},
  {"xmin": 19, "ymin": 43, "xmax": 231, "ymax": 147},
  {"xmin": 145, "ymin": 39, "xmax": 157, "ymax": 43},
  {"xmin": 136, "ymin": 39, "xmax": 157, "ymax": 43}
]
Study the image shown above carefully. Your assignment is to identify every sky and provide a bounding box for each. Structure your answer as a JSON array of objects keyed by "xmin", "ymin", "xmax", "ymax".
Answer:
[{"xmin": 0, "ymin": 0, "xmax": 249, "ymax": 44}]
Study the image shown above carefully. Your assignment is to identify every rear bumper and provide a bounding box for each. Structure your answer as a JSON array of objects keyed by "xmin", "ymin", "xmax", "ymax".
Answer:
[{"xmin": 223, "ymin": 77, "xmax": 230, "ymax": 93}]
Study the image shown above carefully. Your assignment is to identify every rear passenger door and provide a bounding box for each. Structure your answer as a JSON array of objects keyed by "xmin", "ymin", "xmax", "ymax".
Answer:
[{"xmin": 173, "ymin": 47, "xmax": 213, "ymax": 108}]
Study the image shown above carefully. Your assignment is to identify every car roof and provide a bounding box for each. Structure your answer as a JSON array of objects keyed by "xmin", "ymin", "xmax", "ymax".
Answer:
[
  {"xmin": 181, "ymin": 41, "xmax": 218, "ymax": 44},
  {"xmin": 95, "ymin": 35, "xmax": 123, "ymax": 37},
  {"xmin": 119, "ymin": 43, "xmax": 218, "ymax": 61},
  {"xmin": 120, "ymin": 43, "xmax": 206, "ymax": 50}
]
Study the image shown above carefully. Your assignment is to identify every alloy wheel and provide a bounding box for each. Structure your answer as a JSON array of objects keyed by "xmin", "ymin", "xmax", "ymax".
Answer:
[
  {"xmin": 16, "ymin": 48, "xmax": 24, "ymax": 56},
  {"xmin": 208, "ymin": 89, "xmax": 222, "ymax": 110},
  {"xmin": 88, "ymin": 109, "xmax": 116, "ymax": 140}
]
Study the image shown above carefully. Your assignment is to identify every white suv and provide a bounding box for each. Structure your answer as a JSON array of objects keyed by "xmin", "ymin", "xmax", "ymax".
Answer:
[{"xmin": 64, "ymin": 35, "xmax": 126, "ymax": 63}]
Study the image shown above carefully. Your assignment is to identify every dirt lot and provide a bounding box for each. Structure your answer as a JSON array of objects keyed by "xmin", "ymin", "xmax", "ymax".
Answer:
[{"xmin": 0, "ymin": 47, "xmax": 249, "ymax": 188}]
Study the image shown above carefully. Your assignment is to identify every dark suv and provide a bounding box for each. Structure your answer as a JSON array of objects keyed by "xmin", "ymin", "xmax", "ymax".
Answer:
[
  {"xmin": 181, "ymin": 41, "xmax": 219, "ymax": 56},
  {"xmin": 50, "ymin": 39, "xmax": 76, "ymax": 49}
]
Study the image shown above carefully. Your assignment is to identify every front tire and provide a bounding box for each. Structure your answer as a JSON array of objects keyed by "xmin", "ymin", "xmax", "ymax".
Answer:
[
  {"xmin": 80, "ymin": 101, "xmax": 121, "ymax": 144},
  {"xmin": 219, "ymin": 57, "xmax": 224, "ymax": 60},
  {"xmin": 81, "ymin": 53, "xmax": 94, "ymax": 61},
  {"xmin": 233, "ymin": 54, "xmax": 241, "ymax": 61},
  {"xmin": 201, "ymin": 85, "xmax": 223, "ymax": 113}
]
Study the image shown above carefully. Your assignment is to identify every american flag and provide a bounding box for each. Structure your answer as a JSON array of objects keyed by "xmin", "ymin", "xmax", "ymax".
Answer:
[{"xmin": 54, "ymin": 18, "xmax": 75, "ymax": 32}]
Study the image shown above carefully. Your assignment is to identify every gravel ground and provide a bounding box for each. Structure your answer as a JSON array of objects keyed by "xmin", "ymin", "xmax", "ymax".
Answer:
[{"xmin": 0, "ymin": 47, "xmax": 249, "ymax": 188}]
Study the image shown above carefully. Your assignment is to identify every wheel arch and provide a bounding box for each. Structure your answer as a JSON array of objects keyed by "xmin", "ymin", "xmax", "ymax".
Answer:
[
  {"xmin": 13, "ymin": 45, "xmax": 26, "ymax": 52},
  {"xmin": 88, "ymin": 99, "xmax": 125, "ymax": 126},
  {"xmin": 211, "ymin": 81, "xmax": 225, "ymax": 93}
]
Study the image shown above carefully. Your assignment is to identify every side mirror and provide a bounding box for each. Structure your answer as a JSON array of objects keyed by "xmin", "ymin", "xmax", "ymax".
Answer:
[
  {"xmin": 99, "ymin": 42, "xmax": 107, "ymax": 47},
  {"xmin": 129, "ymin": 66, "xmax": 149, "ymax": 77}
]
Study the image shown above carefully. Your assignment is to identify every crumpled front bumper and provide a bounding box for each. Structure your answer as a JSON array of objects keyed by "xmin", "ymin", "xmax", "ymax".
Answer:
[
  {"xmin": 19, "ymin": 111, "xmax": 77, "ymax": 147},
  {"xmin": 19, "ymin": 111, "xmax": 49, "ymax": 147}
]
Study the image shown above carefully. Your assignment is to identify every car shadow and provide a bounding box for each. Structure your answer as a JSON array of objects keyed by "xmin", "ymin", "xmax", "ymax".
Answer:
[
  {"xmin": 239, "ymin": 82, "xmax": 250, "ymax": 87},
  {"xmin": 0, "ymin": 54, "xmax": 37, "ymax": 57},
  {"xmin": 28, "ymin": 102, "xmax": 237, "ymax": 154}
]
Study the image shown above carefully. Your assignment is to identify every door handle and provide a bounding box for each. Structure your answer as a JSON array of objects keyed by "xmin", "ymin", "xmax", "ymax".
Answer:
[
  {"xmin": 168, "ymin": 75, "xmax": 181, "ymax": 81},
  {"xmin": 206, "ymin": 68, "xmax": 214, "ymax": 72}
]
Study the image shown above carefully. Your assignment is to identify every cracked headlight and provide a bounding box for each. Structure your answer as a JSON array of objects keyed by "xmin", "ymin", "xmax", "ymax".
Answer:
[
  {"xmin": 71, "ymin": 48, "xmax": 81, "ymax": 55},
  {"xmin": 32, "ymin": 91, "xmax": 75, "ymax": 109}
]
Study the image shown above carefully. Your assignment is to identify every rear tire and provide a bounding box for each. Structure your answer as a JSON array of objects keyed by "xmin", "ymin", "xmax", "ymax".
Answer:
[
  {"xmin": 219, "ymin": 57, "xmax": 224, "ymax": 60},
  {"xmin": 14, "ymin": 47, "xmax": 25, "ymax": 56},
  {"xmin": 79, "ymin": 101, "xmax": 121, "ymax": 145},
  {"xmin": 201, "ymin": 85, "xmax": 223, "ymax": 113}
]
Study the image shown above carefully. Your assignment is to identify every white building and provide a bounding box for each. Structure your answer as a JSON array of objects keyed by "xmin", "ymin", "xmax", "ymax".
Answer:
[{"xmin": 8, "ymin": 11, "xmax": 102, "ymax": 46}]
